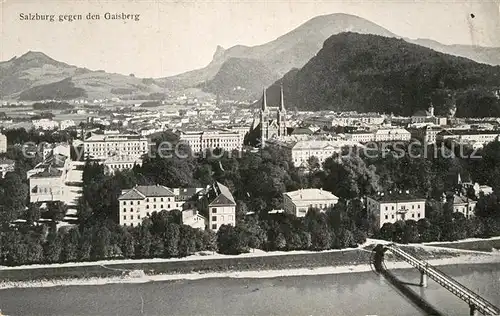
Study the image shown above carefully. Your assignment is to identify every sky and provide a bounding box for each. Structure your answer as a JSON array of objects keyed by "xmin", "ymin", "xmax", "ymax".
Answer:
[{"xmin": 1, "ymin": 0, "xmax": 500, "ymax": 78}]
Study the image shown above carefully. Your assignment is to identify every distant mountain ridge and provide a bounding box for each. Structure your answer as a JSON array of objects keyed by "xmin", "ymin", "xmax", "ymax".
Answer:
[
  {"xmin": 0, "ymin": 51, "xmax": 164, "ymax": 100},
  {"xmin": 165, "ymin": 13, "xmax": 500, "ymax": 101},
  {"xmin": 264, "ymin": 32, "xmax": 500, "ymax": 117},
  {"xmin": 164, "ymin": 13, "xmax": 397, "ymax": 99}
]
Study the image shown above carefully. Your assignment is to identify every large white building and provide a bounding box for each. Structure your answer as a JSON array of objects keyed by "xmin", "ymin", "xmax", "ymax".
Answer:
[
  {"xmin": 28, "ymin": 154, "xmax": 71, "ymax": 203},
  {"xmin": 177, "ymin": 129, "xmax": 242, "ymax": 153},
  {"xmin": 436, "ymin": 130, "xmax": 500, "ymax": 148},
  {"xmin": 267, "ymin": 139, "xmax": 362, "ymax": 168},
  {"xmin": 0, "ymin": 132, "xmax": 7, "ymax": 153},
  {"xmin": 83, "ymin": 132, "xmax": 150, "ymax": 159},
  {"xmin": 103, "ymin": 155, "xmax": 143, "ymax": 175},
  {"xmin": 366, "ymin": 192, "xmax": 426, "ymax": 228},
  {"xmin": 118, "ymin": 185, "xmax": 204, "ymax": 227},
  {"xmin": 283, "ymin": 188, "xmax": 339, "ymax": 217},
  {"xmin": 199, "ymin": 182, "xmax": 236, "ymax": 232},
  {"xmin": 32, "ymin": 119, "xmax": 59, "ymax": 130},
  {"xmin": 373, "ymin": 128, "xmax": 411, "ymax": 142},
  {"xmin": 449, "ymin": 194, "xmax": 476, "ymax": 219}
]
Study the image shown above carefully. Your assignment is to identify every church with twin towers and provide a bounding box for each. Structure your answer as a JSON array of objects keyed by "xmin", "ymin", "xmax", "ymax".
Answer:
[{"xmin": 247, "ymin": 84, "xmax": 288, "ymax": 146}]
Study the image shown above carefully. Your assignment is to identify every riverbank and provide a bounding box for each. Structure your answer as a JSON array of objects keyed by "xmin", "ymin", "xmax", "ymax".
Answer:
[
  {"xmin": 0, "ymin": 251, "xmax": 498, "ymax": 290},
  {"xmin": 1, "ymin": 238, "xmax": 499, "ymax": 288}
]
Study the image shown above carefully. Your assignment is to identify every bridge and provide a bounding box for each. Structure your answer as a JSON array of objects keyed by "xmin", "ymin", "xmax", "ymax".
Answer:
[{"xmin": 372, "ymin": 243, "xmax": 500, "ymax": 316}]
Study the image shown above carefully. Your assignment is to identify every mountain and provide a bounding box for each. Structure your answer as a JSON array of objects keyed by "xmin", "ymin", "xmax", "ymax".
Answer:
[
  {"xmin": 166, "ymin": 13, "xmax": 500, "ymax": 102},
  {"xmin": 408, "ymin": 38, "xmax": 500, "ymax": 66},
  {"xmin": 164, "ymin": 13, "xmax": 396, "ymax": 97},
  {"xmin": 264, "ymin": 32, "xmax": 500, "ymax": 117},
  {"xmin": 0, "ymin": 51, "xmax": 165, "ymax": 100},
  {"xmin": 199, "ymin": 57, "xmax": 281, "ymax": 100}
]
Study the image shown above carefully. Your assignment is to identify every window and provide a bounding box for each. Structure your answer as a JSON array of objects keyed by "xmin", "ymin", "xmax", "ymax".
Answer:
[
  {"xmin": 212, "ymin": 224, "xmax": 217, "ymax": 230},
  {"xmin": 146, "ymin": 205, "xmax": 149, "ymax": 209},
  {"xmin": 391, "ymin": 215, "xmax": 394, "ymax": 219},
  {"xmin": 153, "ymin": 204, "xmax": 156, "ymax": 208},
  {"xmin": 412, "ymin": 205, "xmax": 415, "ymax": 209},
  {"xmin": 412, "ymin": 213, "xmax": 415, "ymax": 218},
  {"xmin": 385, "ymin": 206, "xmax": 388, "ymax": 211},
  {"xmin": 130, "ymin": 208, "xmax": 133, "ymax": 212},
  {"xmin": 123, "ymin": 201, "xmax": 127, "ymax": 205},
  {"xmin": 168, "ymin": 204, "xmax": 170, "ymax": 208},
  {"xmin": 417, "ymin": 213, "xmax": 421, "ymax": 218},
  {"xmin": 146, "ymin": 198, "xmax": 149, "ymax": 202},
  {"xmin": 418, "ymin": 204, "xmax": 421, "ymax": 209},
  {"xmin": 385, "ymin": 215, "xmax": 388, "ymax": 220},
  {"xmin": 147, "ymin": 212, "xmax": 150, "ymax": 216},
  {"xmin": 391, "ymin": 206, "xmax": 394, "ymax": 210},
  {"xmin": 212, "ymin": 216, "xmax": 217, "ymax": 221},
  {"xmin": 212, "ymin": 208, "xmax": 217, "ymax": 213},
  {"xmin": 161, "ymin": 205, "xmax": 164, "ymax": 209},
  {"xmin": 131, "ymin": 215, "xmax": 134, "ymax": 220},
  {"xmin": 161, "ymin": 198, "xmax": 164, "ymax": 202},
  {"xmin": 123, "ymin": 216, "xmax": 126, "ymax": 220}
]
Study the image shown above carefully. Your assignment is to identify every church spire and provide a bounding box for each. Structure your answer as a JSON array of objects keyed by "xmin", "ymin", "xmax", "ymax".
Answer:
[
  {"xmin": 279, "ymin": 83, "xmax": 285, "ymax": 112},
  {"xmin": 261, "ymin": 88, "xmax": 267, "ymax": 111}
]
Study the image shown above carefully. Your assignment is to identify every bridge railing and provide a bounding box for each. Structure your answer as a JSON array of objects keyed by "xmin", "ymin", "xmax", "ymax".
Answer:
[{"xmin": 385, "ymin": 244, "xmax": 500, "ymax": 315}]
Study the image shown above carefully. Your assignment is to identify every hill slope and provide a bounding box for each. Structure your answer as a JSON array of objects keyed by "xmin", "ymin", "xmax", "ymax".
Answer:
[
  {"xmin": 0, "ymin": 51, "xmax": 165, "ymax": 100},
  {"xmin": 199, "ymin": 57, "xmax": 280, "ymax": 100},
  {"xmin": 164, "ymin": 13, "xmax": 396, "ymax": 91},
  {"xmin": 265, "ymin": 32, "xmax": 500, "ymax": 117}
]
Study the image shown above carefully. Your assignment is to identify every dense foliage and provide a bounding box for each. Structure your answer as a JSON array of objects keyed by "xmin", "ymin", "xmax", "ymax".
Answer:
[
  {"xmin": 2, "ymin": 129, "xmax": 500, "ymax": 266},
  {"xmin": 269, "ymin": 32, "xmax": 500, "ymax": 117},
  {"xmin": 19, "ymin": 78, "xmax": 87, "ymax": 101}
]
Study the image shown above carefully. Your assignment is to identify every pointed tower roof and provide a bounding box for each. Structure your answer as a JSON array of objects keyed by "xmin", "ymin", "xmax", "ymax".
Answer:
[
  {"xmin": 279, "ymin": 83, "xmax": 285, "ymax": 112},
  {"xmin": 261, "ymin": 88, "xmax": 267, "ymax": 111}
]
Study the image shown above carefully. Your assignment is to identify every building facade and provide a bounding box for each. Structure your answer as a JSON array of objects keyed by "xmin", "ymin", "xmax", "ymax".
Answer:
[
  {"xmin": 177, "ymin": 129, "xmax": 242, "ymax": 153},
  {"xmin": 103, "ymin": 155, "xmax": 143, "ymax": 175},
  {"xmin": 118, "ymin": 185, "xmax": 203, "ymax": 227},
  {"xmin": 199, "ymin": 182, "xmax": 236, "ymax": 232},
  {"xmin": 283, "ymin": 188, "xmax": 339, "ymax": 217},
  {"xmin": 449, "ymin": 194, "xmax": 476, "ymax": 219},
  {"xmin": 83, "ymin": 132, "xmax": 150, "ymax": 159},
  {"xmin": 367, "ymin": 193, "xmax": 426, "ymax": 228},
  {"xmin": 268, "ymin": 139, "xmax": 362, "ymax": 168},
  {"xmin": 28, "ymin": 154, "xmax": 71, "ymax": 203},
  {"xmin": 374, "ymin": 128, "xmax": 411, "ymax": 142}
]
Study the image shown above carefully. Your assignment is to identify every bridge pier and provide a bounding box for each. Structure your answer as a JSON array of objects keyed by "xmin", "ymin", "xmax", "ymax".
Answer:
[
  {"xmin": 419, "ymin": 271, "xmax": 428, "ymax": 287},
  {"xmin": 469, "ymin": 305, "xmax": 478, "ymax": 316}
]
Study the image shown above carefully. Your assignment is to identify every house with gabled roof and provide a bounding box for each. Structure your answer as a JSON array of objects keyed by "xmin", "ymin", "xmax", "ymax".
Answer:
[
  {"xmin": 118, "ymin": 185, "xmax": 204, "ymax": 227},
  {"xmin": 199, "ymin": 181, "xmax": 236, "ymax": 232}
]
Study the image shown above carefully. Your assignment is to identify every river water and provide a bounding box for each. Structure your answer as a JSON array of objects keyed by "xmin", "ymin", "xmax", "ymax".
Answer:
[{"xmin": 0, "ymin": 262, "xmax": 499, "ymax": 316}]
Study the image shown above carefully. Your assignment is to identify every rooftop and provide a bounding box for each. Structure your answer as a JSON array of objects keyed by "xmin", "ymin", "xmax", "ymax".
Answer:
[
  {"xmin": 118, "ymin": 185, "xmax": 176, "ymax": 200},
  {"xmin": 31, "ymin": 167, "xmax": 63, "ymax": 179},
  {"xmin": 369, "ymin": 191, "xmax": 426, "ymax": 203},
  {"xmin": 284, "ymin": 188, "xmax": 338, "ymax": 201}
]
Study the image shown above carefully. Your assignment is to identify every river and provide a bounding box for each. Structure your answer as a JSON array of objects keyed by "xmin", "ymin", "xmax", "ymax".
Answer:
[{"xmin": 0, "ymin": 262, "xmax": 499, "ymax": 316}]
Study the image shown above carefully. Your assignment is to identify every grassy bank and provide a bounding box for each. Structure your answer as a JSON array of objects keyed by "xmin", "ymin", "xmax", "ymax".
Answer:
[
  {"xmin": 426, "ymin": 238, "xmax": 500, "ymax": 252},
  {"xmin": 0, "ymin": 245, "xmax": 466, "ymax": 283}
]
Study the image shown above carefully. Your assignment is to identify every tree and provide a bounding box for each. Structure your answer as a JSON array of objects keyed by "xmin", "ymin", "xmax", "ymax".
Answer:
[
  {"xmin": 43, "ymin": 228, "xmax": 62, "ymax": 263},
  {"xmin": 26, "ymin": 203, "xmax": 42, "ymax": 226},
  {"xmin": 61, "ymin": 228, "xmax": 81, "ymax": 262},
  {"xmin": 164, "ymin": 223, "xmax": 180, "ymax": 257}
]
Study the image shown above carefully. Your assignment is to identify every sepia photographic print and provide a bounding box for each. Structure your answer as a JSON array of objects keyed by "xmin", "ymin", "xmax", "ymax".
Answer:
[{"xmin": 1, "ymin": 0, "xmax": 500, "ymax": 315}]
